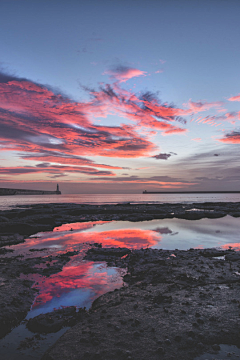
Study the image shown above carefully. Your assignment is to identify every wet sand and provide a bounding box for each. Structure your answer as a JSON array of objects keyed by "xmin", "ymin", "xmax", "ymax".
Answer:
[{"xmin": 1, "ymin": 202, "xmax": 240, "ymax": 359}]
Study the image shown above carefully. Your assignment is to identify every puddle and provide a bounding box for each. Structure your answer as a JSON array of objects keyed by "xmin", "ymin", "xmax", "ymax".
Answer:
[
  {"xmin": 13, "ymin": 215, "xmax": 240, "ymax": 252},
  {"xmin": 0, "ymin": 323, "xmax": 68, "ymax": 360},
  {"xmin": 1, "ymin": 215, "xmax": 240, "ymax": 359},
  {"xmin": 194, "ymin": 344, "xmax": 240, "ymax": 359}
]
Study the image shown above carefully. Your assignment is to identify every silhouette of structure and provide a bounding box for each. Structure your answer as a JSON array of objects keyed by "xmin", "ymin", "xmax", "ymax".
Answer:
[
  {"xmin": 143, "ymin": 190, "xmax": 240, "ymax": 194},
  {"xmin": 0, "ymin": 184, "xmax": 61, "ymax": 196}
]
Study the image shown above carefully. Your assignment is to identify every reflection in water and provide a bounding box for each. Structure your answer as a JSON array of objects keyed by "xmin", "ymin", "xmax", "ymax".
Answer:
[
  {"xmin": 26, "ymin": 261, "xmax": 125, "ymax": 318},
  {"xmin": 7, "ymin": 216, "xmax": 240, "ymax": 315},
  {"xmin": 16, "ymin": 215, "xmax": 240, "ymax": 252}
]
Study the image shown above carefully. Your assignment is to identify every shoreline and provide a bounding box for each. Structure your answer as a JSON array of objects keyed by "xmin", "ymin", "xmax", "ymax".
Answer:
[{"xmin": 0, "ymin": 202, "xmax": 240, "ymax": 359}]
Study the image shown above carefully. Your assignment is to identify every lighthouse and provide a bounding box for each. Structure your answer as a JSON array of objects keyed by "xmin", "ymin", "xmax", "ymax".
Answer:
[{"xmin": 56, "ymin": 184, "xmax": 61, "ymax": 194}]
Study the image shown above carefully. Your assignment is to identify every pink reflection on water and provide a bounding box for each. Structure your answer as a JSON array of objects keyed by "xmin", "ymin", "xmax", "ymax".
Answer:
[
  {"xmin": 31, "ymin": 260, "xmax": 124, "ymax": 310},
  {"xmin": 221, "ymin": 243, "xmax": 240, "ymax": 250},
  {"xmin": 53, "ymin": 221, "xmax": 109, "ymax": 232},
  {"xmin": 12, "ymin": 222, "xmax": 162, "ymax": 253}
]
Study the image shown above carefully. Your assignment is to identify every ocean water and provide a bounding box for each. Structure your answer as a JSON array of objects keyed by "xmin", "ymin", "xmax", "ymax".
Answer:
[{"xmin": 1, "ymin": 192, "xmax": 240, "ymax": 210}]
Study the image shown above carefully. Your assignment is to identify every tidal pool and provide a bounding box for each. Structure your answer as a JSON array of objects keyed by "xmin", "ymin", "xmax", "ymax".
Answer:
[
  {"xmin": 1, "ymin": 215, "xmax": 240, "ymax": 359},
  {"xmin": 7, "ymin": 215, "xmax": 240, "ymax": 315}
]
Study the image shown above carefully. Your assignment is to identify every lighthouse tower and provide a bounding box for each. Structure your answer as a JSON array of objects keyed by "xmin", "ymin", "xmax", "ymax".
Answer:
[{"xmin": 56, "ymin": 184, "xmax": 61, "ymax": 194}]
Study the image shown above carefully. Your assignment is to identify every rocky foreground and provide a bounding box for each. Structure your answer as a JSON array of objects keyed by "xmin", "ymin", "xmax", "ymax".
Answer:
[
  {"xmin": 0, "ymin": 202, "xmax": 240, "ymax": 359},
  {"xmin": 43, "ymin": 246, "xmax": 240, "ymax": 360}
]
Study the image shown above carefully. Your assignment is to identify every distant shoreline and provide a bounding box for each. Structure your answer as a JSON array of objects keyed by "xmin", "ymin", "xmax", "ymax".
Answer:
[
  {"xmin": 143, "ymin": 191, "xmax": 240, "ymax": 194},
  {"xmin": 0, "ymin": 187, "xmax": 61, "ymax": 196}
]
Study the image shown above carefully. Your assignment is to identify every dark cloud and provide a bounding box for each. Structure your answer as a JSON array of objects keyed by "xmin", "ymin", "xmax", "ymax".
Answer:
[
  {"xmin": 219, "ymin": 130, "xmax": 240, "ymax": 144},
  {"xmin": 0, "ymin": 70, "xmax": 28, "ymax": 83},
  {"xmin": 152, "ymin": 153, "xmax": 175, "ymax": 160},
  {"xmin": 35, "ymin": 162, "xmax": 51, "ymax": 168}
]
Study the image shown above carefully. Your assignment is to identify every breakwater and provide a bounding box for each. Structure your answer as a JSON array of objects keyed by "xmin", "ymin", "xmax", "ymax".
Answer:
[
  {"xmin": 143, "ymin": 190, "xmax": 240, "ymax": 194},
  {"xmin": 0, "ymin": 187, "xmax": 61, "ymax": 196}
]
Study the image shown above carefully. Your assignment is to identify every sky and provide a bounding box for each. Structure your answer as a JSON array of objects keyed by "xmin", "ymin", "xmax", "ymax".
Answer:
[{"xmin": 0, "ymin": 0, "xmax": 240, "ymax": 194}]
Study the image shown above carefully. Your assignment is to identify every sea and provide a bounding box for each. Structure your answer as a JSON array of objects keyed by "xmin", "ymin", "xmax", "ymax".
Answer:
[{"xmin": 1, "ymin": 192, "xmax": 240, "ymax": 210}]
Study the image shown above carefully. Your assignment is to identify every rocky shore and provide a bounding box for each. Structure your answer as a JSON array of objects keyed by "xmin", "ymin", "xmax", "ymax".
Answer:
[
  {"xmin": 44, "ymin": 247, "xmax": 240, "ymax": 360},
  {"xmin": 0, "ymin": 202, "xmax": 240, "ymax": 359}
]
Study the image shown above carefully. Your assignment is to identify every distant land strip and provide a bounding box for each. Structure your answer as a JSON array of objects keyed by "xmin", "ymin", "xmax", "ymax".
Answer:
[
  {"xmin": 0, "ymin": 188, "xmax": 61, "ymax": 196},
  {"xmin": 143, "ymin": 190, "xmax": 240, "ymax": 194}
]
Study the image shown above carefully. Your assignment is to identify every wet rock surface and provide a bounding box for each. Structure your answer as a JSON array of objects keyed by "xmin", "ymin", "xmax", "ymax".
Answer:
[
  {"xmin": 44, "ymin": 247, "xmax": 240, "ymax": 360},
  {"xmin": 0, "ymin": 248, "xmax": 80, "ymax": 339}
]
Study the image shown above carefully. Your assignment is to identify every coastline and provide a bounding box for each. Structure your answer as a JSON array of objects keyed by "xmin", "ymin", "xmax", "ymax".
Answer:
[{"xmin": 0, "ymin": 202, "xmax": 240, "ymax": 359}]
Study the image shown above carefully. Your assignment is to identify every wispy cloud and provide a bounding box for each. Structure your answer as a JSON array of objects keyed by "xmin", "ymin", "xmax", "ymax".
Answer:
[
  {"xmin": 0, "ymin": 164, "xmax": 115, "ymax": 176},
  {"xmin": 228, "ymin": 94, "xmax": 240, "ymax": 102},
  {"xmin": 218, "ymin": 130, "xmax": 240, "ymax": 144},
  {"xmin": 103, "ymin": 66, "xmax": 147, "ymax": 82},
  {"xmin": 152, "ymin": 152, "xmax": 176, "ymax": 160}
]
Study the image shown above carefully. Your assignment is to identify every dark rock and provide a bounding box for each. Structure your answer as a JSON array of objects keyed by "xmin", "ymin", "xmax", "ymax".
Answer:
[{"xmin": 212, "ymin": 344, "xmax": 220, "ymax": 351}]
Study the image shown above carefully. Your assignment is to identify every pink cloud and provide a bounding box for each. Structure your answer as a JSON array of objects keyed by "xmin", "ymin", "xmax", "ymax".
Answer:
[
  {"xmin": 181, "ymin": 100, "xmax": 224, "ymax": 117},
  {"xmin": 0, "ymin": 164, "xmax": 116, "ymax": 177},
  {"xmin": 0, "ymin": 75, "xmax": 159, "ymax": 161},
  {"xmin": 103, "ymin": 66, "xmax": 147, "ymax": 83},
  {"xmin": 218, "ymin": 131, "xmax": 240, "ymax": 144},
  {"xmin": 228, "ymin": 94, "xmax": 240, "ymax": 102}
]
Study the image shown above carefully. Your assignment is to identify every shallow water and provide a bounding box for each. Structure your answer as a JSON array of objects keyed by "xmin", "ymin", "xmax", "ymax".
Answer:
[{"xmin": 194, "ymin": 344, "xmax": 240, "ymax": 359}]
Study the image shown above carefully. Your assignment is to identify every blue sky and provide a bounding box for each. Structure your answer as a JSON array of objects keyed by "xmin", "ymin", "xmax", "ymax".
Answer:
[{"xmin": 0, "ymin": 0, "xmax": 240, "ymax": 193}]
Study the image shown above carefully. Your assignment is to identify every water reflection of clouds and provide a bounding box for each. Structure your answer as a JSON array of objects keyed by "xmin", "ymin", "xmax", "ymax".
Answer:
[
  {"xmin": 152, "ymin": 227, "xmax": 173, "ymax": 234},
  {"xmin": 11, "ymin": 216, "xmax": 240, "ymax": 253},
  {"xmin": 221, "ymin": 243, "xmax": 240, "ymax": 250},
  {"xmin": 16, "ymin": 225, "xmax": 162, "ymax": 251},
  {"xmin": 11, "ymin": 216, "xmax": 240, "ymax": 316},
  {"xmin": 30, "ymin": 261, "xmax": 125, "ymax": 317}
]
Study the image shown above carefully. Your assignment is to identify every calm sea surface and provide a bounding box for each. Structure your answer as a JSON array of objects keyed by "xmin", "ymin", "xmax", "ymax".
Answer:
[{"xmin": 1, "ymin": 193, "xmax": 240, "ymax": 210}]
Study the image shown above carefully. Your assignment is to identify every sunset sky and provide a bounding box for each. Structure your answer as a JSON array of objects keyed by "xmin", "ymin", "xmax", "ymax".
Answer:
[{"xmin": 0, "ymin": 0, "xmax": 240, "ymax": 193}]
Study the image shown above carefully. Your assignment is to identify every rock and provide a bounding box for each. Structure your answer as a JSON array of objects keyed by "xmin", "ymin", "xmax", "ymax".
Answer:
[
  {"xmin": 212, "ymin": 344, "xmax": 220, "ymax": 351},
  {"xmin": 156, "ymin": 347, "xmax": 165, "ymax": 354}
]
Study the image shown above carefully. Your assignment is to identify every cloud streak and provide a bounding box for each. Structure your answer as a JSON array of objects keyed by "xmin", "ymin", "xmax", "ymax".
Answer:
[
  {"xmin": 103, "ymin": 66, "xmax": 147, "ymax": 82},
  {"xmin": 228, "ymin": 94, "xmax": 240, "ymax": 102},
  {"xmin": 152, "ymin": 152, "xmax": 176, "ymax": 160},
  {"xmin": 218, "ymin": 131, "xmax": 240, "ymax": 144}
]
